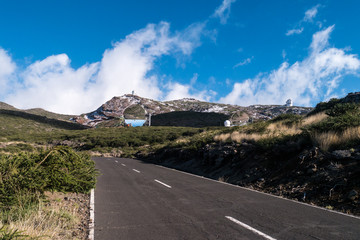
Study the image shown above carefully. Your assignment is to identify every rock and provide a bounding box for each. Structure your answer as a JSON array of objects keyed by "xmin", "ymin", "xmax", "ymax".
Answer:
[
  {"xmin": 307, "ymin": 164, "xmax": 317, "ymax": 174},
  {"xmin": 347, "ymin": 190, "xmax": 358, "ymax": 201},
  {"xmin": 332, "ymin": 150, "xmax": 352, "ymax": 159},
  {"xmin": 311, "ymin": 147, "xmax": 319, "ymax": 158}
]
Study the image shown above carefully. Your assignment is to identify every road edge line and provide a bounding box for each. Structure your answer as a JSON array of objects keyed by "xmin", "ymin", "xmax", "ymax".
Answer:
[
  {"xmin": 156, "ymin": 165, "xmax": 360, "ymax": 220},
  {"xmin": 226, "ymin": 216, "xmax": 276, "ymax": 240},
  {"xmin": 89, "ymin": 188, "xmax": 95, "ymax": 240}
]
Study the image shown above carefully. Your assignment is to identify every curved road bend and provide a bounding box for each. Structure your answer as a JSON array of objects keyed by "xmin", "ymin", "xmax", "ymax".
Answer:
[{"xmin": 93, "ymin": 157, "xmax": 360, "ymax": 240}]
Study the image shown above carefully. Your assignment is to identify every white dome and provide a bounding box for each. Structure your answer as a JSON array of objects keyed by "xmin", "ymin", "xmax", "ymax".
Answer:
[{"xmin": 224, "ymin": 120, "xmax": 231, "ymax": 127}]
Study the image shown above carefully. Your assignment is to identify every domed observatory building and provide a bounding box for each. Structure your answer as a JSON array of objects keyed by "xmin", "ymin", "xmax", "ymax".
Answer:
[{"xmin": 285, "ymin": 99, "xmax": 293, "ymax": 107}]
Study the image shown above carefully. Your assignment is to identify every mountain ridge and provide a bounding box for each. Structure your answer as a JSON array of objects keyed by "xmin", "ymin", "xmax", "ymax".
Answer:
[
  {"xmin": 0, "ymin": 102, "xmax": 75, "ymax": 121},
  {"xmin": 72, "ymin": 94, "xmax": 313, "ymax": 127}
]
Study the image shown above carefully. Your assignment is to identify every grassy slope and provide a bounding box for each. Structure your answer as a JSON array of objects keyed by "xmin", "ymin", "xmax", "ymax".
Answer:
[
  {"xmin": 24, "ymin": 108, "xmax": 74, "ymax": 121},
  {"xmin": 0, "ymin": 102, "xmax": 17, "ymax": 110},
  {"xmin": 0, "ymin": 102, "xmax": 75, "ymax": 121},
  {"xmin": 0, "ymin": 110, "xmax": 86, "ymax": 141}
]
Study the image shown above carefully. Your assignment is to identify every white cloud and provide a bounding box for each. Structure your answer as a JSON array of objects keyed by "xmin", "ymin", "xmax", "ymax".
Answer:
[
  {"xmin": 164, "ymin": 82, "xmax": 212, "ymax": 101},
  {"xmin": 213, "ymin": 0, "xmax": 237, "ymax": 24},
  {"xmin": 2, "ymin": 22, "xmax": 206, "ymax": 114},
  {"xmin": 225, "ymin": 78, "xmax": 231, "ymax": 86},
  {"xmin": 209, "ymin": 76, "xmax": 216, "ymax": 84},
  {"xmin": 221, "ymin": 26, "xmax": 360, "ymax": 106},
  {"xmin": 233, "ymin": 56, "xmax": 253, "ymax": 68},
  {"xmin": 310, "ymin": 25, "xmax": 333, "ymax": 52},
  {"xmin": 190, "ymin": 73, "xmax": 199, "ymax": 85},
  {"xmin": 286, "ymin": 27, "xmax": 304, "ymax": 36},
  {"xmin": 304, "ymin": 4, "xmax": 320, "ymax": 22},
  {"xmin": 6, "ymin": 54, "xmax": 99, "ymax": 114},
  {"xmin": 0, "ymin": 49, "xmax": 16, "ymax": 95},
  {"xmin": 286, "ymin": 4, "xmax": 321, "ymax": 36}
]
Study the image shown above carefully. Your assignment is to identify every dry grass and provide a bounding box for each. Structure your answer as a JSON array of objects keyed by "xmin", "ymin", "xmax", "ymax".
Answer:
[
  {"xmin": 218, "ymin": 176, "xmax": 229, "ymax": 182},
  {"xmin": 302, "ymin": 112, "xmax": 328, "ymax": 126},
  {"xmin": 215, "ymin": 111, "xmax": 358, "ymax": 151},
  {"xmin": 311, "ymin": 126, "xmax": 360, "ymax": 151},
  {"xmin": 1, "ymin": 192, "xmax": 85, "ymax": 240},
  {"xmin": 214, "ymin": 133, "xmax": 231, "ymax": 142},
  {"xmin": 267, "ymin": 122, "xmax": 302, "ymax": 136},
  {"xmin": 214, "ymin": 122, "xmax": 302, "ymax": 143},
  {"xmin": 214, "ymin": 131, "xmax": 270, "ymax": 143},
  {"xmin": 175, "ymin": 138, "xmax": 191, "ymax": 144}
]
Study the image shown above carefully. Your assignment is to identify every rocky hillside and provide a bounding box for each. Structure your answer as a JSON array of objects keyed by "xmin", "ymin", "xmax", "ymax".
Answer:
[
  {"xmin": 73, "ymin": 94, "xmax": 313, "ymax": 127},
  {"xmin": 137, "ymin": 93, "xmax": 360, "ymax": 215}
]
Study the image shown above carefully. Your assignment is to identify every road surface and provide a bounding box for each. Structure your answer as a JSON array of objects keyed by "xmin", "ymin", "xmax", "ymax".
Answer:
[{"xmin": 93, "ymin": 157, "xmax": 360, "ymax": 240}]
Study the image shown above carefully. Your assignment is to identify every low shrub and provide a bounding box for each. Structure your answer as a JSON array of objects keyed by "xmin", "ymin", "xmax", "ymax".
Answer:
[{"xmin": 0, "ymin": 146, "xmax": 97, "ymax": 212}]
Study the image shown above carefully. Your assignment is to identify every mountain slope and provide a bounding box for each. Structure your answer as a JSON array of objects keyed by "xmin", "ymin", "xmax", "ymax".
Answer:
[
  {"xmin": 73, "ymin": 94, "xmax": 313, "ymax": 127},
  {"xmin": 0, "ymin": 109, "xmax": 87, "ymax": 143},
  {"xmin": 0, "ymin": 102, "xmax": 75, "ymax": 121}
]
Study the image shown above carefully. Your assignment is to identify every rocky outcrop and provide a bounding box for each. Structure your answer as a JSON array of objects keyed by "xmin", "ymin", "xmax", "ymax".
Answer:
[{"xmin": 340, "ymin": 92, "xmax": 360, "ymax": 104}]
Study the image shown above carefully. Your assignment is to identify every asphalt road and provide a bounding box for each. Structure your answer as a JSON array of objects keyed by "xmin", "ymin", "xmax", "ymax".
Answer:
[{"xmin": 93, "ymin": 157, "xmax": 360, "ymax": 240}]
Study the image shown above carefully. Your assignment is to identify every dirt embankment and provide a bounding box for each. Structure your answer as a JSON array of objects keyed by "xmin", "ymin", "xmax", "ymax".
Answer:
[{"xmin": 140, "ymin": 142, "xmax": 360, "ymax": 216}]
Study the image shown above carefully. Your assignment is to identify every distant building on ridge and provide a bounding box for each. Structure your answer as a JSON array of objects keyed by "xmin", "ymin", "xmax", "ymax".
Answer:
[{"xmin": 285, "ymin": 99, "xmax": 293, "ymax": 107}]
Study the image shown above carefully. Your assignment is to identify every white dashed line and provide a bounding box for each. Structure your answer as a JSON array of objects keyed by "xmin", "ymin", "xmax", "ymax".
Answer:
[
  {"xmin": 115, "ymin": 160, "xmax": 118, "ymax": 163},
  {"xmin": 121, "ymin": 164, "xmax": 126, "ymax": 167},
  {"xmin": 226, "ymin": 216, "xmax": 276, "ymax": 240},
  {"xmin": 154, "ymin": 179, "xmax": 172, "ymax": 188},
  {"xmin": 132, "ymin": 169, "xmax": 140, "ymax": 173}
]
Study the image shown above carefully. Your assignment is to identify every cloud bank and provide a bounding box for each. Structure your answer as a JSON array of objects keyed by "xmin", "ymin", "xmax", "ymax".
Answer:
[
  {"xmin": 1, "ymin": 0, "xmax": 234, "ymax": 114},
  {"xmin": 221, "ymin": 25, "xmax": 360, "ymax": 106},
  {"xmin": 1, "ymin": 22, "xmax": 210, "ymax": 114}
]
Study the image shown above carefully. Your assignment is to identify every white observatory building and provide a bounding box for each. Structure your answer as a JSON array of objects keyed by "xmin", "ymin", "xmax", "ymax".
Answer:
[
  {"xmin": 224, "ymin": 120, "xmax": 231, "ymax": 127},
  {"xmin": 285, "ymin": 99, "xmax": 293, "ymax": 107}
]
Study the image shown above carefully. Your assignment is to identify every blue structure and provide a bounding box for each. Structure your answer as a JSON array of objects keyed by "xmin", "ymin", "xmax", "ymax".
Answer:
[{"xmin": 124, "ymin": 119, "xmax": 146, "ymax": 127}]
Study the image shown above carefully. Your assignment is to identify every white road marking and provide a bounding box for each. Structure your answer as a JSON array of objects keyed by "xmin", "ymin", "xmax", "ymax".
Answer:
[
  {"xmin": 226, "ymin": 216, "xmax": 276, "ymax": 240},
  {"xmin": 121, "ymin": 164, "xmax": 126, "ymax": 166},
  {"xmin": 132, "ymin": 169, "xmax": 140, "ymax": 173},
  {"xmin": 115, "ymin": 160, "xmax": 118, "ymax": 163},
  {"xmin": 154, "ymin": 179, "xmax": 172, "ymax": 188},
  {"xmin": 89, "ymin": 189, "xmax": 95, "ymax": 240}
]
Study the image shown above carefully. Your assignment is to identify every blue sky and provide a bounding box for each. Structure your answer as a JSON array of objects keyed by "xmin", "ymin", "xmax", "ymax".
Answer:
[{"xmin": 1, "ymin": 0, "xmax": 360, "ymax": 114}]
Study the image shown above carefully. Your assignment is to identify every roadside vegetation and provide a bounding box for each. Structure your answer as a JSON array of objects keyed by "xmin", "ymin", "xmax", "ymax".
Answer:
[{"xmin": 0, "ymin": 146, "xmax": 97, "ymax": 239}]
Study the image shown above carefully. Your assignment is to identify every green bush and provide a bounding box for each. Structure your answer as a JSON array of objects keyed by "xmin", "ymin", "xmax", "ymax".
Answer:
[
  {"xmin": 0, "ymin": 146, "xmax": 98, "ymax": 210},
  {"xmin": 308, "ymin": 98, "xmax": 340, "ymax": 116},
  {"xmin": 305, "ymin": 103, "xmax": 360, "ymax": 132},
  {"xmin": 326, "ymin": 103, "xmax": 358, "ymax": 117},
  {"xmin": 307, "ymin": 113, "xmax": 360, "ymax": 132}
]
